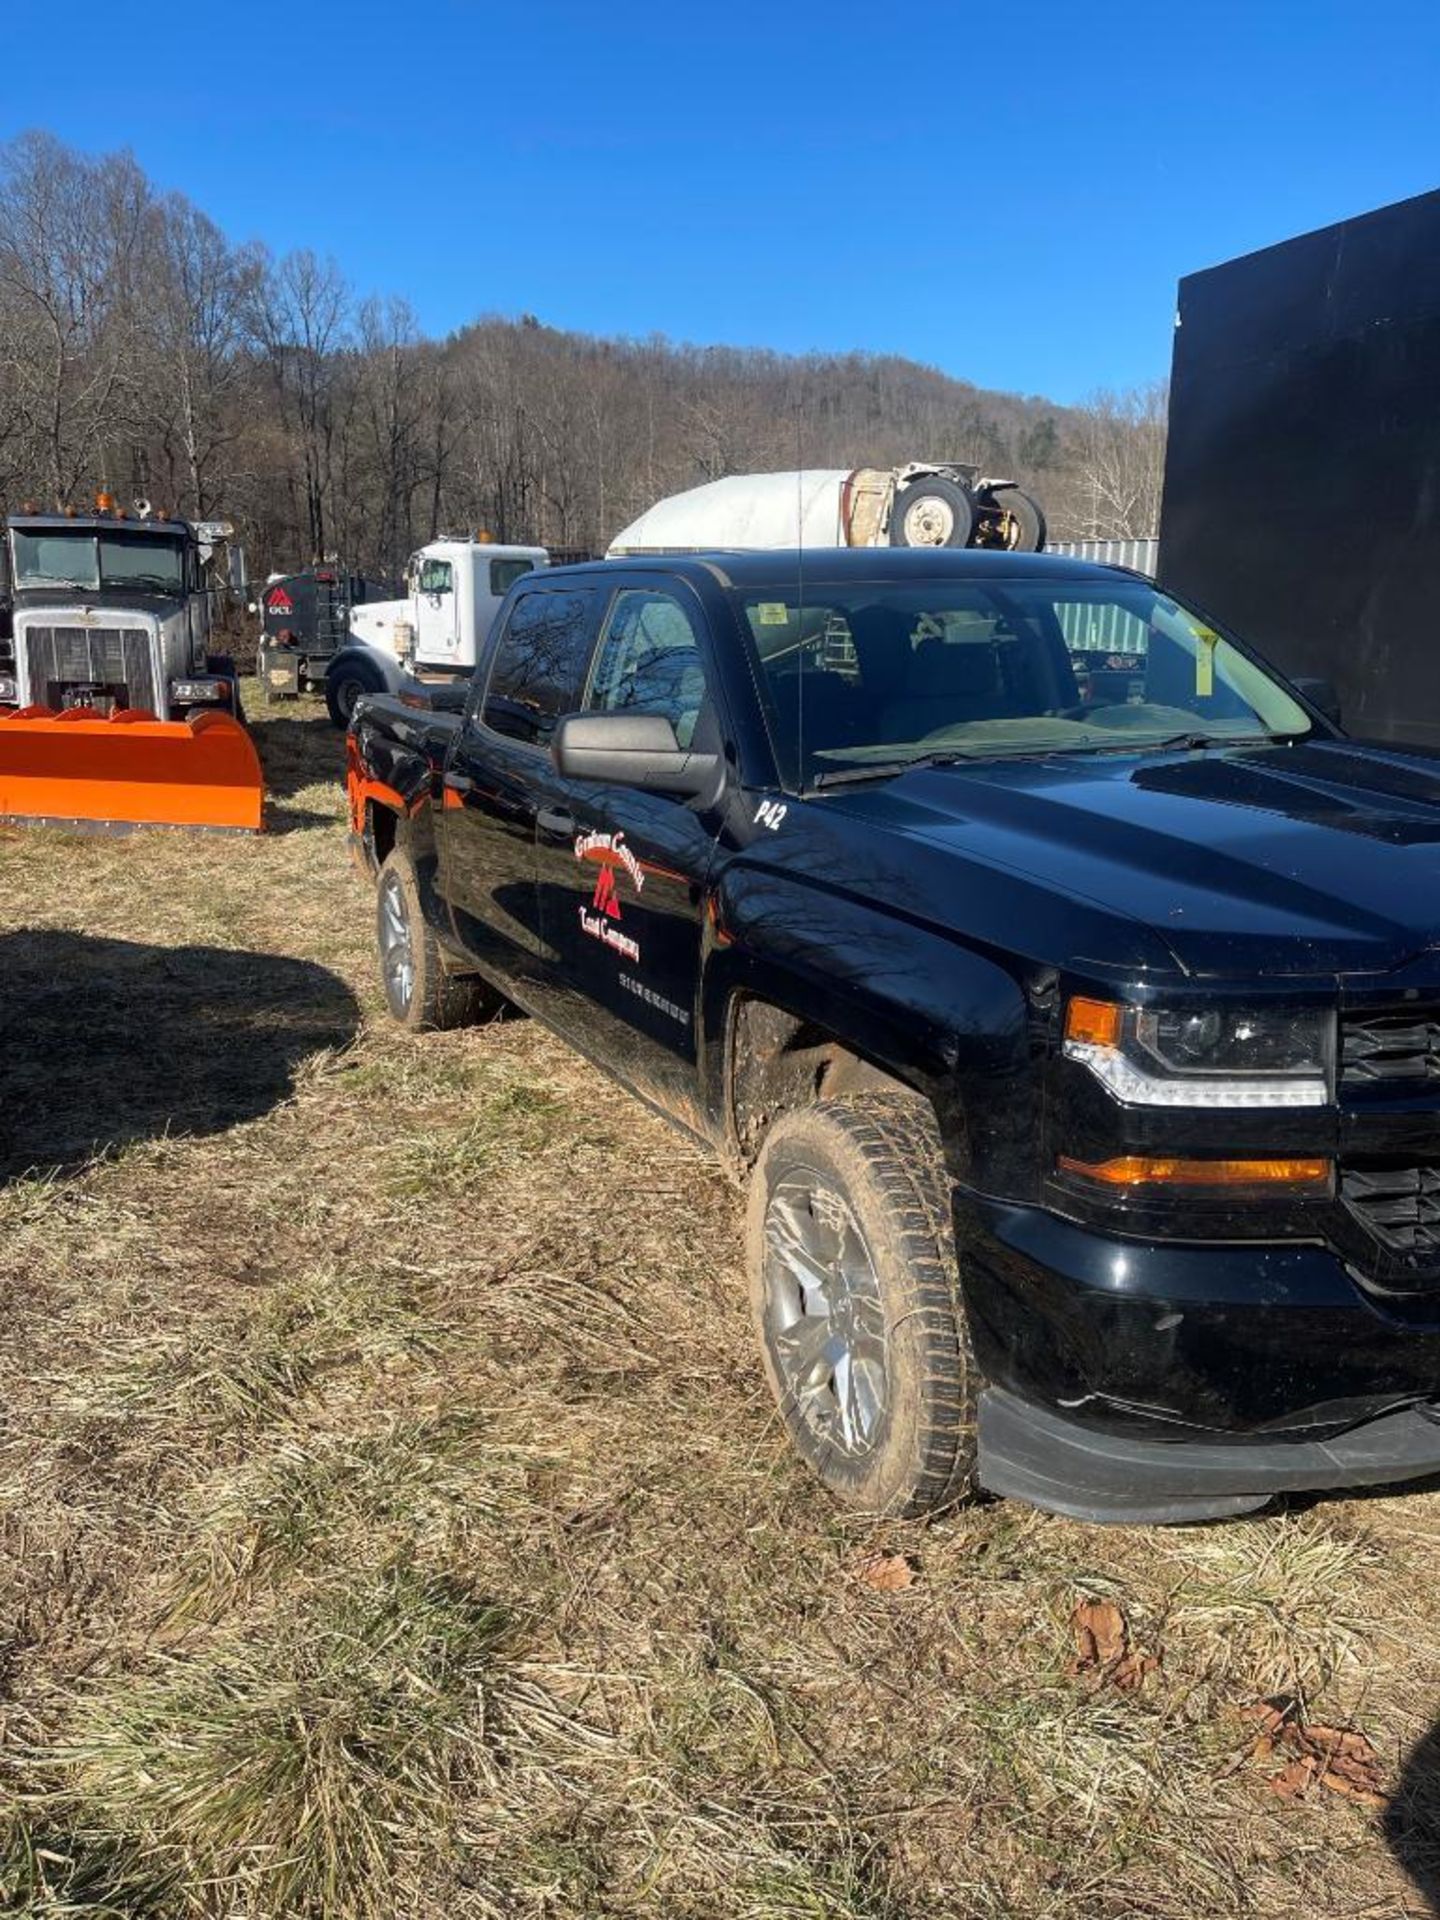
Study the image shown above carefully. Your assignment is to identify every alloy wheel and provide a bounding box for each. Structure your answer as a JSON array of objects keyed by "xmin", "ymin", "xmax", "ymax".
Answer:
[
  {"xmin": 763, "ymin": 1174, "xmax": 888, "ymax": 1456},
  {"xmin": 379, "ymin": 870, "xmax": 415, "ymax": 1013}
]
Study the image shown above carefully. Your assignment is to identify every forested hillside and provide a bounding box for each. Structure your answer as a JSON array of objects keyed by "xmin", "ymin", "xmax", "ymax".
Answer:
[{"xmin": 0, "ymin": 132, "xmax": 1164, "ymax": 577}]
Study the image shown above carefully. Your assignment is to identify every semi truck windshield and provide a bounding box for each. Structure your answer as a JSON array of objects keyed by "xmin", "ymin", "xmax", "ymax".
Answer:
[{"xmin": 12, "ymin": 529, "xmax": 185, "ymax": 595}]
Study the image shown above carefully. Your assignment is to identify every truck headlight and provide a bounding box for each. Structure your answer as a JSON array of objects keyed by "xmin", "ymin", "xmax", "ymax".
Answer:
[
  {"xmin": 1063, "ymin": 997, "xmax": 1331, "ymax": 1108},
  {"xmin": 0, "ymin": 674, "xmax": 15, "ymax": 703},
  {"xmin": 171, "ymin": 677, "xmax": 229, "ymax": 704}
]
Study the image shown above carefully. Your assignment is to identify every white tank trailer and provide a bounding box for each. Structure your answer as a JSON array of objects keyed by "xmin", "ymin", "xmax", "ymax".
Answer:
[{"xmin": 607, "ymin": 463, "xmax": 1046, "ymax": 557}]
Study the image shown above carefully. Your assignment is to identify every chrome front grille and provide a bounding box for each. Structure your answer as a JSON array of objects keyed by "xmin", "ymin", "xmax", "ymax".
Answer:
[{"xmin": 20, "ymin": 623, "xmax": 157, "ymax": 714}]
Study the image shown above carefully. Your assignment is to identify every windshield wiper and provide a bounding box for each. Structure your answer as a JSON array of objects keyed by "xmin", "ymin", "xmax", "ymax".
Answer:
[
  {"xmin": 1141, "ymin": 730, "xmax": 1298, "ymax": 753},
  {"xmin": 1152, "ymin": 731, "xmax": 1229, "ymax": 751},
  {"xmin": 810, "ymin": 751, "xmax": 970, "ymax": 790}
]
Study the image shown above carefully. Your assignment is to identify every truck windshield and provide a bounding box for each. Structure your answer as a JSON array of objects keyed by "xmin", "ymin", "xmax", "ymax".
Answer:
[
  {"xmin": 736, "ymin": 577, "xmax": 1314, "ymax": 789},
  {"xmin": 11, "ymin": 529, "xmax": 185, "ymax": 595}
]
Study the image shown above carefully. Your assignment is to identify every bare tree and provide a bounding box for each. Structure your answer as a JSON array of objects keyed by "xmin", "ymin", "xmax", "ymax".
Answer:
[
  {"xmin": 250, "ymin": 249, "xmax": 353, "ymax": 557},
  {"xmin": 0, "ymin": 131, "xmax": 150, "ymax": 501},
  {"xmin": 1068, "ymin": 380, "xmax": 1168, "ymax": 538},
  {"xmin": 142, "ymin": 195, "xmax": 263, "ymax": 514}
]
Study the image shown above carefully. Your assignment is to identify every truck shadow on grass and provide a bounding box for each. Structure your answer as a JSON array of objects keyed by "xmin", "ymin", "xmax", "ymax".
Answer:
[
  {"xmin": 0, "ymin": 929, "xmax": 358, "ymax": 1185},
  {"xmin": 1387, "ymin": 1721, "xmax": 1440, "ymax": 1913}
]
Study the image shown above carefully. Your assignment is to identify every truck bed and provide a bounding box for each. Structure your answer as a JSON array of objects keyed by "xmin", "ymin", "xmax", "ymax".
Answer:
[{"xmin": 346, "ymin": 694, "xmax": 463, "ymax": 823}]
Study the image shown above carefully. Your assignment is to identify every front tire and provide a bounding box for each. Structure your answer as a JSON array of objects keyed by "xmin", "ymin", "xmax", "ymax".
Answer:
[
  {"xmin": 327, "ymin": 659, "xmax": 383, "ymax": 730},
  {"xmin": 746, "ymin": 1093, "xmax": 979, "ymax": 1516},
  {"xmin": 889, "ymin": 476, "xmax": 975, "ymax": 549},
  {"xmin": 375, "ymin": 846, "xmax": 501, "ymax": 1032}
]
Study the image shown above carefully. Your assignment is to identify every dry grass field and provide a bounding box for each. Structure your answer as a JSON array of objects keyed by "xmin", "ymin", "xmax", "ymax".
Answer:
[{"xmin": 3, "ymin": 698, "xmax": 1440, "ymax": 1918}]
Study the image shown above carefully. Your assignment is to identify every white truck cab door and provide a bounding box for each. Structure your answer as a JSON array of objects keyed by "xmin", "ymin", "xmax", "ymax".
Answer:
[{"xmin": 414, "ymin": 555, "xmax": 459, "ymax": 664}]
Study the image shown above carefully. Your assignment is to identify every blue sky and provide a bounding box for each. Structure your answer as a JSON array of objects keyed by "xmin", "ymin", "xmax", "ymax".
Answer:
[{"xmin": 3, "ymin": 0, "xmax": 1438, "ymax": 404}]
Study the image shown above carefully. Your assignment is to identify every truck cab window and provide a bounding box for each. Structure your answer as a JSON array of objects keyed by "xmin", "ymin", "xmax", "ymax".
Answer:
[
  {"xmin": 490, "ymin": 557, "xmax": 536, "ymax": 596},
  {"xmin": 418, "ymin": 559, "xmax": 453, "ymax": 596},
  {"xmin": 11, "ymin": 531, "xmax": 101, "ymax": 590},
  {"xmin": 586, "ymin": 589, "xmax": 709, "ymax": 748},
  {"xmin": 99, "ymin": 535, "xmax": 185, "ymax": 594},
  {"xmin": 481, "ymin": 588, "xmax": 595, "ymax": 746}
]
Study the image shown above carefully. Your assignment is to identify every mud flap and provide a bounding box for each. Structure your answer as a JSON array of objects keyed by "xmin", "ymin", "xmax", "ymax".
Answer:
[{"xmin": 0, "ymin": 705, "xmax": 265, "ymax": 833}]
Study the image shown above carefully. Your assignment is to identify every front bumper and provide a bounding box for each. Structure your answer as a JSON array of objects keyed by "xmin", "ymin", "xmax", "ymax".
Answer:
[
  {"xmin": 977, "ymin": 1388, "xmax": 1440, "ymax": 1523},
  {"xmin": 960, "ymin": 1196, "xmax": 1440, "ymax": 1521}
]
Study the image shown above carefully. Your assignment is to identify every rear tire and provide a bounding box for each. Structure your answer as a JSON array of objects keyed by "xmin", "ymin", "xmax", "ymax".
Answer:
[
  {"xmin": 890, "ymin": 476, "xmax": 975, "ymax": 549},
  {"xmin": 746, "ymin": 1092, "xmax": 979, "ymax": 1516},
  {"xmin": 375, "ymin": 846, "xmax": 501, "ymax": 1032},
  {"xmin": 327, "ymin": 660, "xmax": 384, "ymax": 730},
  {"xmin": 987, "ymin": 485, "xmax": 1047, "ymax": 552}
]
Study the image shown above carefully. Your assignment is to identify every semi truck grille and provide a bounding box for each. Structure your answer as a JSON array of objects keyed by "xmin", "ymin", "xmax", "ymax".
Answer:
[
  {"xmin": 21, "ymin": 624, "xmax": 156, "ymax": 715},
  {"xmin": 1341, "ymin": 1012, "xmax": 1440, "ymax": 1086}
]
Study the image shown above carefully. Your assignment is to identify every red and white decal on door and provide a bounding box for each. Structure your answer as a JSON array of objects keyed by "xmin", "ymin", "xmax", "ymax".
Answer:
[{"xmin": 575, "ymin": 829, "xmax": 643, "ymax": 963}]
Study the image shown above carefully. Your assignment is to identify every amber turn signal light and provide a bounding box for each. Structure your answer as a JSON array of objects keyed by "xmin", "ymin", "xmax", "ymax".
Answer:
[
  {"xmin": 1065, "ymin": 996, "xmax": 1121, "ymax": 1048},
  {"xmin": 1057, "ymin": 1154, "xmax": 1332, "ymax": 1195}
]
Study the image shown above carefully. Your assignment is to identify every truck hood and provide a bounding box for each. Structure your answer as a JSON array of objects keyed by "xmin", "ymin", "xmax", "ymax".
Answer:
[
  {"xmin": 348, "ymin": 596, "xmax": 410, "ymax": 649},
  {"xmin": 13, "ymin": 591, "xmax": 173, "ymax": 621},
  {"xmin": 835, "ymin": 738, "xmax": 1440, "ymax": 979}
]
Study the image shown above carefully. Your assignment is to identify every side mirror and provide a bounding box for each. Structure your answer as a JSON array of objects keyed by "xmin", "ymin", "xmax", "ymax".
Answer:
[
  {"xmin": 552, "ymin": 711, "xmax": 719, "ymax": 796},
  {"xmin": 1292, "ymin": 675, "xmax": 1342, "ymax": 728}
]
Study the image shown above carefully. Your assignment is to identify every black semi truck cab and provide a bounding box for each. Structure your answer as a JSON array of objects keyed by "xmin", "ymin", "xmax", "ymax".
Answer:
[{"xmin": 346, "ymin": 547, "xmax": 1440, "ymax": 1524}]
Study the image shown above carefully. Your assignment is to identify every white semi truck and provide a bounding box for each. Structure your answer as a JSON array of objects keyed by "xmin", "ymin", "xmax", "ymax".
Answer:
[
  {"xmin": 607, "ymin": 463, "xmax": 1046, "ymax": 557},
  {"xmin": 323, "ymin": 538, "xmax": 548, "ymax": 727}
]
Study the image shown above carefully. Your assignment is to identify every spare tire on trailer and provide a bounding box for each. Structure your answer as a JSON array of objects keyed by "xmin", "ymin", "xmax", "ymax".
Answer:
[
  {"xmin": 889, "ymin": 475, "xmax": 975, "ymax": 549},
  {"xmin": 988, "ymin": 485, "xmax": 1047, "ymax": 552},
  {"xmin": 326, "ymin": 655, "xmax": 385, "ymax": 730}
]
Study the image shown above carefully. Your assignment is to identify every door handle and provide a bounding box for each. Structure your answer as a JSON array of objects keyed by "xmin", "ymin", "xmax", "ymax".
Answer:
[
  {"xmin": 536, "ymin": 806, "xmax": 574, "ymax": 839},
  {"xmin": 442, "ymin": 771, "xmax": 474, "ymax": 795}
]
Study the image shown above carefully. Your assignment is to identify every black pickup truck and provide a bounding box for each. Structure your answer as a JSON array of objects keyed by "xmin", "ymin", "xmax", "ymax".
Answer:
[{"xmin": 347, "ymin": 547, "xmax": 1440, "ymax": 1525}]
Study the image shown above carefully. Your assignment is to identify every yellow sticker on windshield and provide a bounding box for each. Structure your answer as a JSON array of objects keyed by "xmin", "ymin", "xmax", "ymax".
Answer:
[
  {"xmin": 1194, "ymin": 629, "xmax": 1217, "ymax": 697},
  {"xmin": 757, "ymin": 602, "xmax": 789, "ymax": 626}
]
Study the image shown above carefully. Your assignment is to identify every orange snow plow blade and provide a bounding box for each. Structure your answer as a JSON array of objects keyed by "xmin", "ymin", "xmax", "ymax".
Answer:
[{"xmin": 0, "ymin": 706, "xmax": 264, "ymax": 833}]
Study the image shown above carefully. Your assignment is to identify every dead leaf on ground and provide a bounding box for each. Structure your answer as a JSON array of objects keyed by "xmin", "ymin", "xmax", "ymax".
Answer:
[
  {"xmin": 1239, "ymin": 1696, "xmax": 1388, "ymax": 1810},
  {"xmin": 1067, "ymin": 1597, "xmax": 1160, "ymax": 1692},
  {"xmin": 849, "ymin": 1549, "xmax": 917, "ymax": 1593}
]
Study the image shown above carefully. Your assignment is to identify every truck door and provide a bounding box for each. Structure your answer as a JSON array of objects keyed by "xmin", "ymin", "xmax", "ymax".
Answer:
[
  {"xmin": 533, "ymin": 580, "xmax": 723, "ymax": 1127},
  {"xmin": 438, "ymin": 583, "xmax": 598, "ymax": 996},
  {"xmin": 414, "ymin": 554, "xmax": 459, "ymax": 667}
]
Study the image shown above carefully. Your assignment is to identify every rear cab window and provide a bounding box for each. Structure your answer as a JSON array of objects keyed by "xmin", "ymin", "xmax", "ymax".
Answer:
[
  {"xmin": 479, "ymin": 586, "xmax": 597, "ymax": 746},
  {"xmin": 490, "ymin": 557, "xmax": 537, "ymax": 597}
]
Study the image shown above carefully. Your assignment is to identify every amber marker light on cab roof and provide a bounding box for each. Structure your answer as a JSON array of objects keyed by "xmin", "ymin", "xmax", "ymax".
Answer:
[{"xmin": 1058, "ymin": 1154, "xmax": 1332, "ymax": 1195}]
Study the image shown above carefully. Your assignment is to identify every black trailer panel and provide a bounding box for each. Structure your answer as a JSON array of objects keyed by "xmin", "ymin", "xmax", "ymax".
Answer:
[{"xmin": 1159, "ymin": 188, "xmax": 1440, "ymax": 746}]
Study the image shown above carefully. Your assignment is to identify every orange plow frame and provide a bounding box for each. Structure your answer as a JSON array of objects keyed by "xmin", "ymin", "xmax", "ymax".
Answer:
[{"xmin": 0, "ymin": 706, "xmax": 265, "ymax": 833}]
